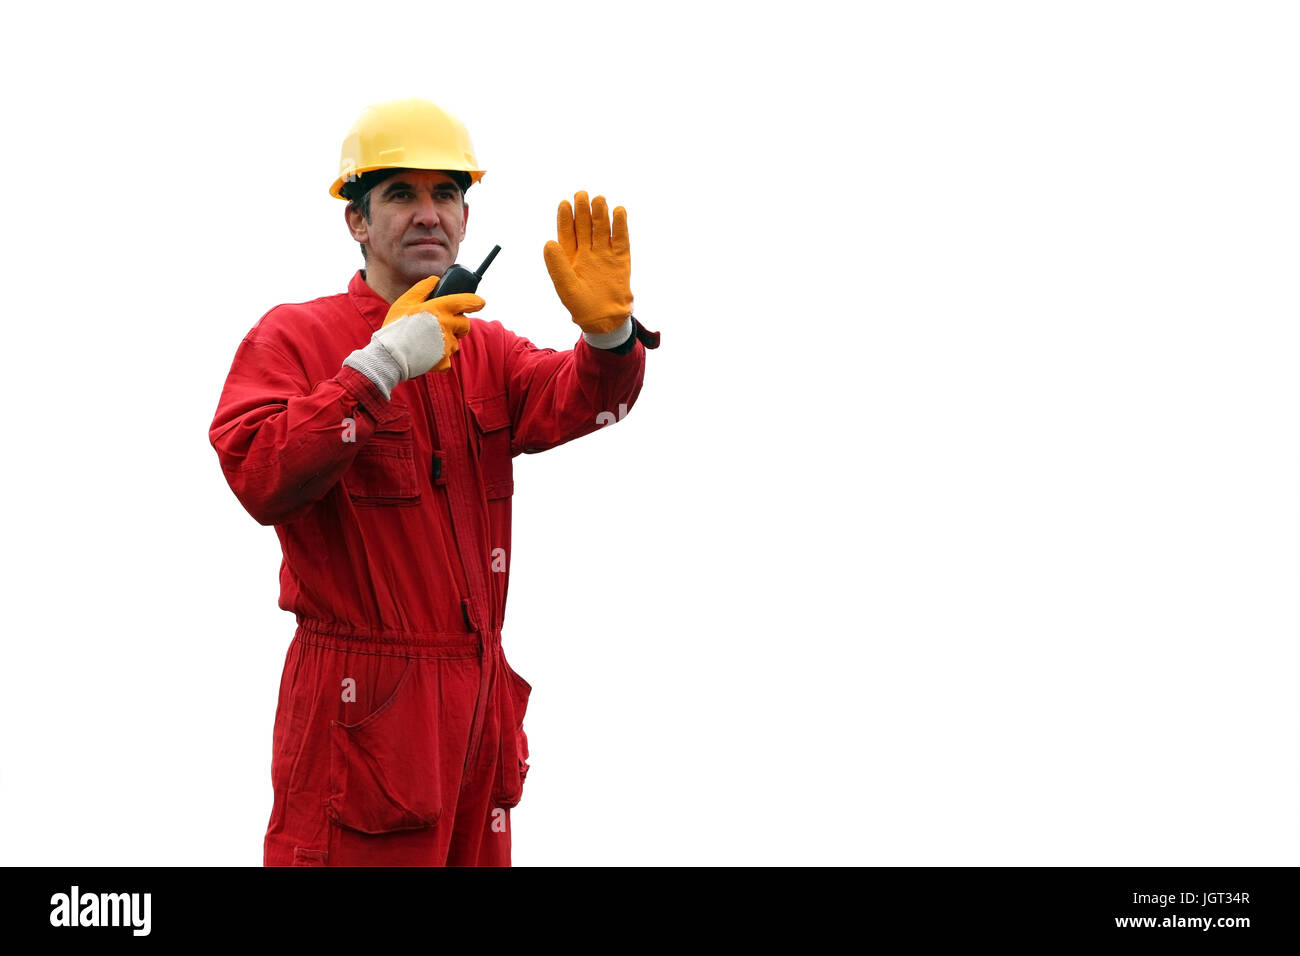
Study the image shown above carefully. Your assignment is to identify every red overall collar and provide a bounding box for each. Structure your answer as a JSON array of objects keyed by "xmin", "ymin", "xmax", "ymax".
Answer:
[{"xmin": 348, "ymin": 270, "xmax": 391, "ymax": 333}]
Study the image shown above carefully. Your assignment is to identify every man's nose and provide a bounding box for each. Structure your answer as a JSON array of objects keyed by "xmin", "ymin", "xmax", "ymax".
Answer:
[{"xmin": 412, "ymin": 194, "xmax": 440, "ymax": 229}]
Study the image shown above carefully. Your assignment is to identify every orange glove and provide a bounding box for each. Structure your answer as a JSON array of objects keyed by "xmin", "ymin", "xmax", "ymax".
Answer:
[
  {"xmin": 543, "ymin": 191, "xmax": 634, "ymax": 335},
  {"xmin": 381, "ymin": 274, "xmax": 482, "ymax": 373}
]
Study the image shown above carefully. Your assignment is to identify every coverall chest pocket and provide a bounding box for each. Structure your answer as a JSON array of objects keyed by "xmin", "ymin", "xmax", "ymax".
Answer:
[
  {"xmin": 344, "ymin": 412, "xmax": 422, "ymax": 505},
  {"xmin": 467, "ymin": 393, "xmax": 514, "ymax": 499},
  {"xmin": 327, "ymin": 659, "xmax": 443, "ymax": 834}
]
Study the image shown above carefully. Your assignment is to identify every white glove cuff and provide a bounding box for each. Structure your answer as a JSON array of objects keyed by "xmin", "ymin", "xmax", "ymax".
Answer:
[
  {"xmin": 343, "ymin": 339, "xmax": 404, "ymax": 401},
  {"xmin": 582, "ymin": 317, "xmax": 634, "ymax": 350}
]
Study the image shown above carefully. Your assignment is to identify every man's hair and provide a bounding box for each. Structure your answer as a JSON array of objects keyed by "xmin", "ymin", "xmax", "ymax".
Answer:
[{"xmin": 344, "ymin": 169, "xmax": 471, "ymax": 262}]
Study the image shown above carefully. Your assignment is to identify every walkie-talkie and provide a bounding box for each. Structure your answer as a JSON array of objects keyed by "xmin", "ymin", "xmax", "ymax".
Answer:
[{"xmin": 426, "ymin": 245, "xmax": 501, "ymax": 299}]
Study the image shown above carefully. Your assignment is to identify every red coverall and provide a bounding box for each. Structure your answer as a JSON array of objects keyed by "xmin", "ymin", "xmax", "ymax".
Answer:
[{"xmin": 209, "ymin": 270, "xmax": 657, "ymax": 865}]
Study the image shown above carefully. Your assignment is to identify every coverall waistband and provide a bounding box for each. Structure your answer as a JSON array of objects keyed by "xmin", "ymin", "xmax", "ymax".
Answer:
[{"xmin": 294, "ymin": 618, "xmax": 494, "ymax": 658}]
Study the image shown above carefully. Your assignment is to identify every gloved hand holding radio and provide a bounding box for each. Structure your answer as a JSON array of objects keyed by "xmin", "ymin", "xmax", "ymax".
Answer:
[
  {"xmin": 342, "ymin": 274, "xmax": 482, "ymax": 399},
  {"xmin": 543, "ymin": 191, "xmax": 634, "ymax": 344}
]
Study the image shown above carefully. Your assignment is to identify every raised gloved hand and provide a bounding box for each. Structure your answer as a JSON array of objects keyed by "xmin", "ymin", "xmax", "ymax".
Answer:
[
  {"xmin": 543, "ymin": 191, "xmax": 634, "ymax": 336},
  {"xmin": 342, "ymin": 275, "xmax": 482, "ymax": 399}
]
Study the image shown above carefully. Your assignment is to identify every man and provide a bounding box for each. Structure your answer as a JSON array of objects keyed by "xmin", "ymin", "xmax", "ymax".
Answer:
[{"xmin": 208, "ymin": 97, "xmax": 658, "ymax": 866}]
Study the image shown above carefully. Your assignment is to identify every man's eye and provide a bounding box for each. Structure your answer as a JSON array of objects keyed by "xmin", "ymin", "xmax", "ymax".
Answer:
[{"xmin": 437, "ymin": 191, "xmax": 455, "ymax": 200}]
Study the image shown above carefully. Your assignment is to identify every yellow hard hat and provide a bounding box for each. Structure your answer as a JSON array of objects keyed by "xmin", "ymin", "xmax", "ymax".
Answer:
[{"xmin": 329, "ymin": 97, "xmax": 485, "ymax": 200}]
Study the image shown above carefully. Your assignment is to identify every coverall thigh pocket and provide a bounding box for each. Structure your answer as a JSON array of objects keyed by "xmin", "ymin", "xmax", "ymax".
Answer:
[
  {"xmin": 327, "ymin": 659, "xmax": 443, "ymax": 834},
  {"xmin": 344, "ymin": 414, "xmax": 422, "ymax": 505},
  {"xmin": 492, "ymin": 655, "xmax": 532, "ymax": 807}
]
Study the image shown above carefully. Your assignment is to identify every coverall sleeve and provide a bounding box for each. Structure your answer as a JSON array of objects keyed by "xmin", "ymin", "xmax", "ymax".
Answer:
[
  {"xmin": 209, "ymin": 333, "xmax": 407, "ymax": 526},
  {"xmin": 504, "ymin": 319, "xmax": 656, "ymax": 455}
]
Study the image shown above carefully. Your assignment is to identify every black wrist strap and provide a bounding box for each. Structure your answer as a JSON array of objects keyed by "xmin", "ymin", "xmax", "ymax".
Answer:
[{"xmin": 606, "ymin": 316, "xmax": 660, "ymax": 354}]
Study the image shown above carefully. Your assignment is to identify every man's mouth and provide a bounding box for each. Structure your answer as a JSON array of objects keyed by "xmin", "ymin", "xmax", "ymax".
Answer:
[{"xmin": 408, "ymin": 238, "xmax": 444, "ymax": 247}]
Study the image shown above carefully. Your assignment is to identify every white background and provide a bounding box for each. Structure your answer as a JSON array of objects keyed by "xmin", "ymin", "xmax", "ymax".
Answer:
[{"xmin": 1, "ymin": 0, "xmax": 1296, "ymax": 866}]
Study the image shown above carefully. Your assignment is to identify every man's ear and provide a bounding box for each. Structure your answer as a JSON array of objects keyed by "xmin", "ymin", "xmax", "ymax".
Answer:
[
  {"xmin": 345, "ymin": 203, "xmax": 369, "ymax": 245},
  {"xmin": 457, "ymin": 201, "xmax": 469, "ymax": 242}
]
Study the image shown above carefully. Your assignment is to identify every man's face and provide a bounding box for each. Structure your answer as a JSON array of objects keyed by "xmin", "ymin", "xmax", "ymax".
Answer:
[{"xmin": 346, "ymin": 169, "xmax": 469, "ymax": 290}]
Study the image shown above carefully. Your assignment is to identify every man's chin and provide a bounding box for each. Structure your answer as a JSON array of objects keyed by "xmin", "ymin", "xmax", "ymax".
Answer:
[{"xmin": 403, "ymin": 252, "xmax": 450, "ymax": 283}]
